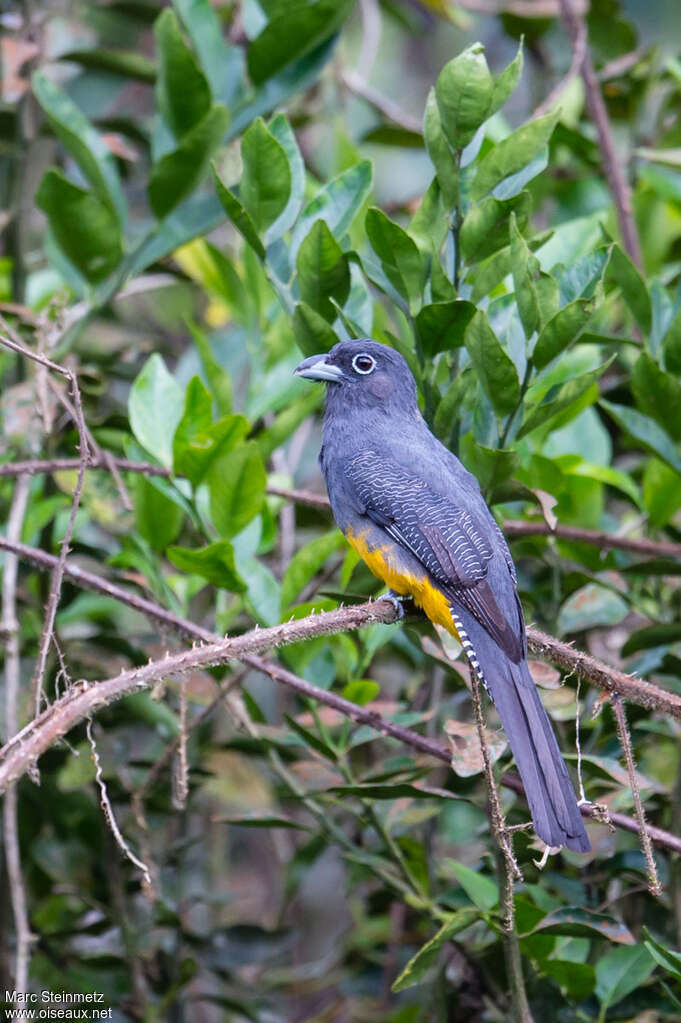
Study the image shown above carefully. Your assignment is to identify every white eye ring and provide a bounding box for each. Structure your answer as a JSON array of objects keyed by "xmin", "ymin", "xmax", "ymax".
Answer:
[{"xmin": 352, "ymin": 353, "xmax": 376, "ymax": 375}]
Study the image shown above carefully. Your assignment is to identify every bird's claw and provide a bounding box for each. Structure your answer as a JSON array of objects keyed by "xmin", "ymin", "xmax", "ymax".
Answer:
[{"xmin": 381, "ymin": 590, "xmax": 405, "ymax": 620}]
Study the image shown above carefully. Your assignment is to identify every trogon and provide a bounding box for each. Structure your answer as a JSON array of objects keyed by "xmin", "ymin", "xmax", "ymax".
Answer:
[{"xmin": 295, "ymin": 339, "xmax": 589, "ymax": 853}]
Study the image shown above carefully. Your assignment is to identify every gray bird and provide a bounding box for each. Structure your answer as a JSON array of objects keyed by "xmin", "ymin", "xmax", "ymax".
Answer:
[{"xmin": 295, "ymin": 338, "xmax": 589, "ymax": 852}]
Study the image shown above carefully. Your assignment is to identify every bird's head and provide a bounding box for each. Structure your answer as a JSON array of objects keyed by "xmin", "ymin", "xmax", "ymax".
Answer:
[{"xmin": 294, "ymin": 339, "xmax": 418, "ymax": 416}]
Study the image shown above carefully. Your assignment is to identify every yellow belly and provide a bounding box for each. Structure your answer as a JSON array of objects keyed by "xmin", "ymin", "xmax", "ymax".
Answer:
[{"xmin": 346, "ymin": 528, "xmax": 458, "ymax": 636}]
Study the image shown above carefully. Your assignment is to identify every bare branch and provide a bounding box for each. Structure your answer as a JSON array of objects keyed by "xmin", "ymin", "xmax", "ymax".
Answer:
[
  {"xmin": 557, "ymin": 0, "xmax": 643, "ymax": 268},
  {"xmin": 0, "ymin": 457, "xmax": 168, "ymax": 478},
  {"xmin": 1, "ymin": 474, "xmax": 34, "ymax": 996},
  {"xmin": 340, "ymin": 69, "xmax": 422, "ymax": 135}
]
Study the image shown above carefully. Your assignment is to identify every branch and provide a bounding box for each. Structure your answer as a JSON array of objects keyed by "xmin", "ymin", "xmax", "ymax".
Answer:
[
  {"xmin": 1, "ymin": 475, "xmax": 34, "ymax": 996},
  {"xmin": 557, "ymin": 0, "xmax": 643, "ymax": 268},
  {"xmin": 340, "ymin": 69, "xmax": 422, "ymax": 135},
  {"xmin": 266, "ymin": 486, "xmax": 681, "ymax": 561},
  {"xmin": 0, "ymin": 456, "xmax": 168, "ymax": 478},
  {"xmin": 2, "ymin": 537, "xmax": 681, "ymax": 854}
]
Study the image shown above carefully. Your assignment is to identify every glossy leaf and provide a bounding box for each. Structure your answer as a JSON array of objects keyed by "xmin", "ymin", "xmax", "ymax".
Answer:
[
  {"xmin": 247, "ymin": 0, "xmax": 354, "ymax": 85},
  {"xmin": 149, "ymin": 104, "xmax": 230, "ymax": 218},
  {"xmin": 435, "ymin": 43, "xmax": 493, "ymax": 151},
  {"xmin": 167, "ymin": 541, "xmax": 246, "ymax": 591},
  {"xmin": 241, "ymin": 117, "xmax": 292, "ymax": 234},
  {"xmin": 208, "ymin": 442, "xmax": 267, "ymax": 538},
  {"xmin": 128, "ymin": 356, "xmax": 185, "ymax": 469},
  {"xmin": 446, "ymin": 860, "xmax": 498, "ymax": 912},
  {"xmin": 281, "ymin": 530, "xmax": 345, "ymax": 610},
  {"xmin": 133, "ymin": 476, "xmax": 185, "ymax": 551},
  {"xmin": 595, "ymin": 945, "xmax": 655, "ymax": 1011},
  {"xmin": 391, "ymin": 910, "xmax": 479, "ymax": 992},
  {"xmin": 415, "ymin": 300, "xmax": 476, "ymax": 357},
  {"xmin": 266, "ymin": 114, "xmax": 305, "ymax": 242},
  {"xmin": 601, "ymin": 399, "xmax": 681, "ymax": 476},
  {"xmin": 631, "ymin": 352, "xmax": 681, "ymax": 441},
  {"xmin": 471, "ymin": 109, "xmax": 560, "ymax": 200},
  {"xmin": 460, "ymin": 191, "xmax": 531, "ymax": 264},
  {"xmin": 296, "ymin": 220, "xmax": 350, "ymax": 321},
  {"xmin": 519, "ymin": 361, "xmax": 610, "ymax": 439},
  {"xmin": 423, "ymin": 90, "xmax": 458, "ymax": 209},
  {"xmin": 663, "ymin": 306, "xmax": 681, "ymax": 374},
  {"xmin": 488, "ymin": 40, "xmax": 523, "ymax": 117},
  {"xmin": 532, "ymin": 298, "xmax": 594, "ymax": 369},
  {"xmin": 154, "ymin": 8, "xmax": 211, "ymax": 138},
  {"xmin": 527, "ymin": 907, "xmax": 635, "ymax": 944},
  {"xmin": 32, "ymin": 70, "xmax": 125, "ymax": 220},
  {"xmin": 35, "ymin": 171, "xmax": 123, "ymax": 284},
  {"xmin": 464, "ymin": 310, "xmax": 520, "ymax": 417},
  {"xmin": 291, "ymin": 160, "xmax": 372, "ymax": 256},
  {"xmin": 607, "ymin": 243, "xmax": 652, "ymax": 335},
  {"xmin": 365, "ymin": 207, "xmax": 424, "ymax": 311},
  {"xmin": 292, "ymin": 302, "xmax": 339, "ymax": 356},
  {"xmin": 213, "ymin": 169, "xmax": 265, "ymax": 259}
]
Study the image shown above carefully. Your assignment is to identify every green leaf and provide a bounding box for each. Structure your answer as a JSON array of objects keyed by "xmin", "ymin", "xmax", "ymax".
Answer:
[
  {"xmin": 296, "ymin": 220, "xmax": 350, "ymax": 321},
  {"xmin": 35, "ymin": 171, "xmax": 122, "ymax": 284},
  {"xmin": 532, "ymin": 298, "xmax": 594, "ymax": 369},
  {"xmin": 365, "ymin": 208, "xmax": 424, "ymax": 312},
  {"xmin": 154, "ymin": 8, "xmax": 211, "ymax": 138},
  {"xmin": 526, "ymin": 906, "xmax": 635, "ymax": 944},
  {"xmin": 423, "ymin": 91, "xmax": 458, "ymax": 210},
  {"xmin": 188, "ymin": 320, "xmax": 233, "ymax": 414},
  {"xmin": 240, "ymin": 117, "xmax": 292, "ymax": 234},
  {"xmin": 510, "ymin": 213, "xmax": 541, "ymax": 338},
  {"xmin": 542, "ymin": 960, "xmax": 595, "ymax": 1001},
  {"xmin": 464, "ymin": 310, "xmax": 520, "ymax": 417},
  {"xmin": 213, "ymin": 168, "xmax": 265, "ymax": 259},
  {"xmin": 341, "ymin": 680, "xmax": 380, "ymax": 706},
  {"xmin": 181, "ymin": 413, "xmax": 250, "ymax": 486},
  {"xmin": 435, "ymin": 43, "xmax": 493, "ymax": 151},
  {"xmin": 129, "ymin": 354, "xmax": 184, "ymax": 469},
  {"xmin": 631, "ymin": 352, "xmax": 681, "ymax": 441},
  {"xmin": 391, "ymin": 910, "xmax": 479, "ymax": 992},
  {"xmin": 557, "ymin": 583, "xmax": 628, "ymax": 634},
  {"xmin": 292, "ymin": 160, "xmax": 372, "ymax": 255},
  {"xmin": 488, "ymin": 40, "xmax": 524, "ymax": 118},
  {"xmin": 460, "ymin": 191, "xmax": 531, "ymax": 264},
  {"xmin": 173, "ymin": 0, "xmax": 242, "ymax": 102},
  {"xmin": 167, "ymin": 541, "xmax": 246, "ymax": 592},
  {"xmin": 446, "ymin": 860, "xmax": 498, "ymax": 912},
  {"xmin": 267, "ymin": 114, "xmax": 305, "ymax": 242},
  {"xmin": 459, "ymin": 436, "xmax": 519, "ymax": 490},
  {"xmin": 642, "ymin": 927, "xmax": 681, "ymax": 984},
  {"xmin": 133, "ymin": 476, "xmax": 184, "ymax": 551},
  {"xmin": 643, "ymin": 457, "xmax": 681, "ymax": 527},
  {"xmin": 247, "ymin": 0, "xmax": 354, "ymax": 85},
  {"xmin": 173, "ymin": 375, "xmax": 213, "ymax": 475},
  {"xmin": 292, "ymin": 302, "xmax": 339, "ymax": 356},
  {"xmin": 471, "ymin": 109, "xmax": 560, "ymax": 200},
  {"xmin": 595, "ymin": 945, "xmax": 655, "ymax": 1011},
  {"xmin": 281, "ymin": 530, "xmax": 345, "ymax": 609},
  {"xmin": 149, "ymin": 104, "xmax": 230, "ymax": 219},
  {"xmin": 600, "ymin": 399, "xmax": 681, "ymax": 476},
  {"xmin": 32, "ymin": 70, "xmax": 125, "ymax": 220},
  {"xmin": 519, "ymin": 361, "xmax": 610, "ymax": 439},
  {"xmin": 607, "ymin": 243, "xmax": 652, "ymax": 335},
  {"xmin": 663, "ymin": 307, "xmax": 681, "ymax": 374},
  {"xmin": 622, "ymin": 623, "xmax": 681, "ymax": 656},
  {"xmin": 59, "ymin": 48, "xmax": 157, "ymax": 83},
  {"xmin": 208, "ymin": 442, "xmax": 267, "ymax": 537},
  {"xmin": 415, "ymin": 300, "xmax": 476, "ymax": 357}
]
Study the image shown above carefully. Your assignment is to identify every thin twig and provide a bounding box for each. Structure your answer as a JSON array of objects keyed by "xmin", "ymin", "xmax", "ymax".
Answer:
[
  {"xmin": 0, "ymin": 456, "xmax": 168, "ymax": 478},
  {"xmin": 340, "ymin": 69, "xmax": 422, "ymax": 135},
  {"xmin": 557, "ymin": 0, "xmax": 643, "ymax": 268},
  {"xmin": 31, "ymin": 366, "xmax": 90, "ymax": 715},
  {"xmin": 612, "ymin": 696, "xmax": 662, "ymax": 896},
  {"xmin": 1, "ymin": 474, "xmax": 34, "ymax": 998},
  {"xmin": 86, "ymin": 719, "xmax": 152, "ymax": 889}
]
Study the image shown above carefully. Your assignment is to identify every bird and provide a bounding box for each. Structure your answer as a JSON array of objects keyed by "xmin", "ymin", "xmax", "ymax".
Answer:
[{"xmin": 294, "ymin": 338, "xmax": 590, "ymax": 853}]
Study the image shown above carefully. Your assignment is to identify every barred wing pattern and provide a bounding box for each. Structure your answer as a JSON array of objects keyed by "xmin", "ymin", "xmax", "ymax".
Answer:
[{"xmin": 346, "ymin": 450, "xmax": 523, "ymax": 662}]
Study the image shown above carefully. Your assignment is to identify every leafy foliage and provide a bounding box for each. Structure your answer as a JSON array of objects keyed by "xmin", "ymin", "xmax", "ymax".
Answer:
[{"xmin": 4, "ymin": 1, "xmax": 681, "ymax": 1020}]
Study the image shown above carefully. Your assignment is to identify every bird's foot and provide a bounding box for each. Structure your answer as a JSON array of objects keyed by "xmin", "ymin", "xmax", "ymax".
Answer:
[{"xmin": 381, "ymin": 589, "xmax": 405, "ymax": 620}]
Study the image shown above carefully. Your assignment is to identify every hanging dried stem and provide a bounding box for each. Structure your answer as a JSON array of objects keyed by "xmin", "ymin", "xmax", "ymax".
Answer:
[
  {"xmin": 1, "ymin": 474, "xmax": 34, "ymax": 998},
  {"xmin": 611, "ymin": 696, "xmax": 662, "ymax": 896}
]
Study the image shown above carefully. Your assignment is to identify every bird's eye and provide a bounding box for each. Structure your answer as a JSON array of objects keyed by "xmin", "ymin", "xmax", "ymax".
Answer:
[{"xmin": 352, "ymin": 353, "xmax": 376, "ymax": 375}]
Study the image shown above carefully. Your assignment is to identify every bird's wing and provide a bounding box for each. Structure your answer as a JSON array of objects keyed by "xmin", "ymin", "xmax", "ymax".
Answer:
[{"xmin": 346, "ymin": 450, "xmax": 523, "ymax": 661}]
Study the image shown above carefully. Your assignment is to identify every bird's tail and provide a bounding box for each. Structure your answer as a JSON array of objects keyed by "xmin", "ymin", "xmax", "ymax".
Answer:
[{"xmin": 467, "ymin": 639, "xmax": 590, "ymax": 853}]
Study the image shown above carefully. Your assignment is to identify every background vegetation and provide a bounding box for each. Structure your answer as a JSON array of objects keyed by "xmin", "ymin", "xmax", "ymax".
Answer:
[{"xmin": 3, "ymin": 0, "xmax": 681, "ymax": 1020}]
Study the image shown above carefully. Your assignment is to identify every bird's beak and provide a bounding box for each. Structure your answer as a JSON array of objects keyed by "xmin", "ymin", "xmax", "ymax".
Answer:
[{"xmin": 294, "ymin": 353, "xmax": 346, "ymax": 383}]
